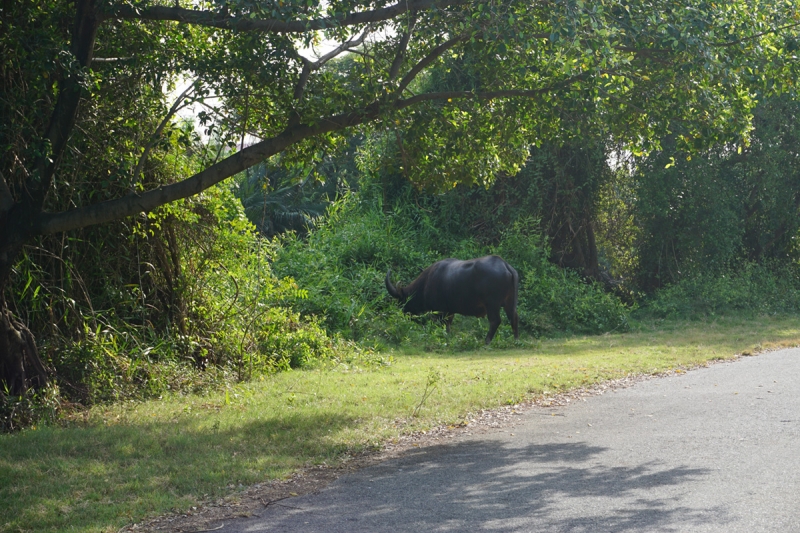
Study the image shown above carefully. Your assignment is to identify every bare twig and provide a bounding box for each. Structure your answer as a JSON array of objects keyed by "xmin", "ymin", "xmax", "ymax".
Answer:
[
  {"xmin": 183, "ymin": 524, "xmax": 224, "ymax": 533},
  {"xmin": 292, "ymin": 26, "xmax": 374, "ymax": 101},
  {"xmin": 0, "ymin": 169, "xmax": 13, "ymax": 212},
  {"xmin": 260, "ymin": 496, "xmax": 305, "ymax": 510},
  {"xmin": 132, "ymin": 79, "xmax": 199, "ymax": 189},
  {"xmin": 716, "ymin": 20, "xmax": 800, "ymax": 48},
  {"xmin": 92, "ymin": 56, "xmax": 134, "ymax": 63}
]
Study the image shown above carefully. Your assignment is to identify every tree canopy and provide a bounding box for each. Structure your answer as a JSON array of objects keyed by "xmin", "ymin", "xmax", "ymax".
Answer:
[{"xmin": 4, "ymin": 0, "xmax": 799, "ymax": 235}]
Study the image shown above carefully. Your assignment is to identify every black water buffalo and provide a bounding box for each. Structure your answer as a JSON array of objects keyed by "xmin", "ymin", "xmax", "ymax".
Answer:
[{"xmin": 385, "ymin": 255, "xmax": 519, "ymax": 344}]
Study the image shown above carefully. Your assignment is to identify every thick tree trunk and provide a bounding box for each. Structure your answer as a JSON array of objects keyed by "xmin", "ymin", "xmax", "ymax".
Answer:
[
  {"xmin": 0, "ymin": 206, "xmax": 48, "ymax": 395},
  {"xmin": 0, "ymin": 0, "xmax": 100, "ymax": 396},
  {"xmin": 0, "ymin": 226, "xmax": 48, "ymax": 394},
  {"xmin": 0, "ymin": 296, "xmax": 48, "ymax": 396}
]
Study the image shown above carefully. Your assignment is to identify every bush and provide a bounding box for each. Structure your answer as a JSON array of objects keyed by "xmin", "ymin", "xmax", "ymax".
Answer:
[
  {"xmin": 495, "ymin": 218, "xmax": 630, "ymax": 336},
  {"xmin": 50, "ymin": 322, "xmax": 232, "ymax": 405},
  {"xmin": 633, "ymin": 97, "xmax": 800, "ymax": 290},
  {"xmin": 642, "ymin": 262, "xmax": 800, "ymax": 318},
  {"xmin": 0, "ymin": 384, "xmax": 62, "ymax": 433},
  {"xmin": 6, "ymin": 183, "xmax": 359, "ymax": 429},
  {"xmin": 273, "ymin": 194, "xmax": 441, "ymax": 339}
]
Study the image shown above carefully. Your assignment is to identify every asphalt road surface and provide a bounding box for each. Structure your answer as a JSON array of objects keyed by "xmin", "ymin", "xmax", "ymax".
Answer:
[{"xmin": 217, "ymin": 348, "xmax": 800, "ymax": 532}]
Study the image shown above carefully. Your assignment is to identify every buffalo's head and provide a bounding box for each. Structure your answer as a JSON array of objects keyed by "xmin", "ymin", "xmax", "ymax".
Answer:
[{"xmin": 385, "ymin": 270, "xmax": 424, "ymax": 314}]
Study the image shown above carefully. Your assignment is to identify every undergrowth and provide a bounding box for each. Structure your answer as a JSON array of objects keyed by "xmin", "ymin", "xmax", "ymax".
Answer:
[
  {"xmin": 273, "ymin": 193, "xmax": 630, "ymax": 347},
  {"xmin": 2, "ymin": 185, "xmax": 365, "ymax": 431},
  {"xmin": 640, "ymin": 261, "xmax": 800, "ymax": 319}
]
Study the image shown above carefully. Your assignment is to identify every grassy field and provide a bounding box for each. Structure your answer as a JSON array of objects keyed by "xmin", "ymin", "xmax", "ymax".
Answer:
[{"xmin": 2, "ymin": 314, "xmax": 800, "ymax": 533}]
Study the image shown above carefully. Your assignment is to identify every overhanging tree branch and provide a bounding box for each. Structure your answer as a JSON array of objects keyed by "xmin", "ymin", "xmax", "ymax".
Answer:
[
  {"xmin": 132, "ymin": 79, "xmax": 199, "ymax": 188},
  {"xmin": 35, "ymin": 69, "xmax": 606, "ymax": 236},
  {"xmin": 395, "ymin": 70, "xmax": 599, "ymax": 108},
  {"xmin": 34, "ymin": 106, "xmax": 376, "ymax": 235},
  {"xmin": 104, "ymin": 0, "xmax": 467, "ymax": 34},
  {"xmin": 389, "ymin": 16, "xmax": 417, "ymax": 80},
  {"xmin": 395, "ymin": 34, "xmax": 471, "ymax": 95}
]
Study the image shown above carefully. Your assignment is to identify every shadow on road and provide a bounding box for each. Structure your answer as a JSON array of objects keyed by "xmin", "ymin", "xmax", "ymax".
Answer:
[{"xmin": 235, "ymin": 439, "xmax": 726, "ymax": 532}]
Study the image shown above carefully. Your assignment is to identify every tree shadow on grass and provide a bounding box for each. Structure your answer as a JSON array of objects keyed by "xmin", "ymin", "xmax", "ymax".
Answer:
[
  {"xmin": 0, "ymin": 411, "xmax": 359, "ymax": 532},
  {"xmin": 235, "ymin": 439, "xmax": 724, "ymax": 532}
]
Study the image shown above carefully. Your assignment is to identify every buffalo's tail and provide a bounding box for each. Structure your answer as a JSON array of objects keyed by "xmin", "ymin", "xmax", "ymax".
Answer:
[
  {"xmin": 507, "ymin": 263, "xmax": 519, "ymax": 309},
  {"xmin": 506, "ymin": 263, "xmax": 520, "ymax": 339}
]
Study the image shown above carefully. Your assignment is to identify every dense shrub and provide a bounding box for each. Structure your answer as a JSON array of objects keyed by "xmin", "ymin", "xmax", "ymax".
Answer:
[
  {"xmin": 6, "ymin": 184, "xmax": 352, "ymax": 426},
  {"xmin": 634, "ymin": 96, "xmax": 800, "ymax": 290},
  {"xmin": 641, "ymin": 262, "xmax": 800, "ymax": 318},
  {"xmin": 495, "ymin": 218, "xmax": 630, "ymax": 336}
]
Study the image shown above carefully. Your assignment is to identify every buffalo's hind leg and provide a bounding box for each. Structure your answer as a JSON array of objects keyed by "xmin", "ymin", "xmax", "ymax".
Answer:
[
  {"xmin": 485, "ymin": 307, "xmax": 502, "ymax": 344},
  {"xmin": 443, "ymin": 313, "xmax": 454, "ymax": 335},
  {"xmin": 504, "ymin": 303, "xmax": 519, "ymax": 340}
]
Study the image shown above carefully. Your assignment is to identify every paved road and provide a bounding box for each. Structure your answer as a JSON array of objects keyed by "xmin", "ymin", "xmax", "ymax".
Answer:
[{"xmin": 218, "ymin": 348, "xmax": 800, "ymax": 532}]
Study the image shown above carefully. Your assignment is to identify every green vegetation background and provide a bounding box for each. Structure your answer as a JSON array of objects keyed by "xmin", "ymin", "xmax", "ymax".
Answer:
[{"xmin": 6, "ymin": 96, "xmax": 800, "ymax": 430}]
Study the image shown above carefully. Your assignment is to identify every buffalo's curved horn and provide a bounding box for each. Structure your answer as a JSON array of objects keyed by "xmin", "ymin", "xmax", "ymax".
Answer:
[{"xmin": 385, "ymin": 270, "xmax": 401, "ymax": 299}]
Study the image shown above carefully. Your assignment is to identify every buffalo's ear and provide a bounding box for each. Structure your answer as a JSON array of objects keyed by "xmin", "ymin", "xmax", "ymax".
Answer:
[{"xmin": 385, "ymin": 270, "xmax": 401, "ymax": 299}]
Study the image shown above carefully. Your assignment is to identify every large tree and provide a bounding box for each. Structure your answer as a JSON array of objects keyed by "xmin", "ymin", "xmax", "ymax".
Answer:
[{"xmin": 1, "ymin": 0, "xmax": 798, "ymax": 393}]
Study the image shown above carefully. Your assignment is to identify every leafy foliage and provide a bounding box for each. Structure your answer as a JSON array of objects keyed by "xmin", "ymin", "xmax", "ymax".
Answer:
[
  {"xmin": 7, "ymin": 184, "xmax": 349, "ymax": 416},
  {"xmin": 235, "ymin": 141, "xmax": 361, "ymax": 238},
  {"xmin": 3, "ymin": 0, "xmax": 800, "ymax": 429},
  {"xmin": 634, "ymin": 96, "xmax": 800, "ymax": 289},
  {"xmin": 238, "ymin": 171, "xmax": 329, "ymax": 238}
]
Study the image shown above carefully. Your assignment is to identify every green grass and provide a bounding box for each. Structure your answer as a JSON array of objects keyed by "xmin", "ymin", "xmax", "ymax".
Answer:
[{"xmin": 2, "ymin": 314, "xmax": 800, "ymax": 532}]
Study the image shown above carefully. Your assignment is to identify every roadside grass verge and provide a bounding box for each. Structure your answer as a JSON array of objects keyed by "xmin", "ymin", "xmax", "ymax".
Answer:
[{"xmin": 2, "ymin": 314, "xmax": 799, "ymax": 533}]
